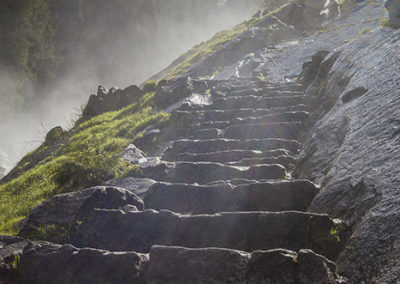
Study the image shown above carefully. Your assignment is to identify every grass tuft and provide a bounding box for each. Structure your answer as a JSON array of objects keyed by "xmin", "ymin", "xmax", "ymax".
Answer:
[{"xmin": 0, "ymin": 92, "xmax": 170, "ymax": 235}]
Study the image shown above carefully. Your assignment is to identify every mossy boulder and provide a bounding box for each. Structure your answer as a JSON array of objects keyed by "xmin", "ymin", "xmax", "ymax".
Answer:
[{"xmin": 44, "ymin": 126, "xmax": 66, "ymax": 146}]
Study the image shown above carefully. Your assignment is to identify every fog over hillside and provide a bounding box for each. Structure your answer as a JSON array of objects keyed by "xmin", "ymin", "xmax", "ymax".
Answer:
[{"xmin": 0, "ymin": 0, "xmax": 264, "ymax": 171}]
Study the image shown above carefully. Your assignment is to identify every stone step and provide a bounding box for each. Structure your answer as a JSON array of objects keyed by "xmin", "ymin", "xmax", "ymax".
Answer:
[
  {"xmin": 216, "ymin": 82, "xmax": 303, "ymax": 93},
  {"xmin": 0, "ymin": 235, "xmax": 148, "ymax": 284},
  {"xmin": 192, "ymin": 128, "xmax": 223, "ymax": 139},
  {"xmin": 190, "ymin": 105, "xmax": 309, "ymax": 121},
  {"xmin": 0, "ymin": 236, "xmax": 344, "ymax": 283},
  {"xmin": 70, "ymin": 210, "xmax": 347, "ymax": 260},
  {"xmin": 148, "ymin": 246, "xmax": 344, "ymax": 284},
  {"xmin": 141, "ymin": 162, "xmax": 286, "ymax": 184},
  {"xmin": 222, "ymin": 88, "xmax": 304, "ymax": 98},
  {"xmin": 191, "ymin": 122, "xmax": 304, "ymax": 140},
  {"xmin": 144, "ymin": 180, "xmax": 318, "ymax": 214},
  {"xmin": 257, "ymin": 82, "xmax": 304, "ymax": 91},
  {"xmin": 207, "ymin": 95, "xmax": 307, "ymax": 110},
  {"xmin": 227, "ymin": 155, "xmax": 296, "ymax": 168},
  {"xmin": 231, "ymin": 111, "xmax": 309, "ymax": 124},
  {"xmin": 163, "ymin": 138, "xmax": 300, "ymax": 159},
  {"xmin": 174, "ymin": 149, "xmax": 289, "ymax": 163},
  {"xmin": 223, "ymin": 122, "xmax": 304, "ymax": 140},
  {"xmin": 196, "ymin": 111, "xmax": 309, "ymax": 129}
]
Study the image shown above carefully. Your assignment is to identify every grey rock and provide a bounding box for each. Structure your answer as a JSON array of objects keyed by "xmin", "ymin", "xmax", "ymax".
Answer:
[
  {"xmin": 210, "ymin": 95, "xmax": 306, "ymax": 110},
  {"xmin": 153, "ymin": 77, "xmax": 208, "ymax": 109},
  {"xmin": 19, "ymin": 186, "xmax": 144, "ymax": 242},
  {"xmin": 192, "ymin": 128, "xmax": 222, "ymax": 139},
  {"xmin": 175, "ymin": 149, "xmax": 288, "ymax": 163},
  {"xmin": 144, "ymin": 180, "xmax": 318, "ymax": 214},
  {"xmin": 230, "ymin": 111, "xmax": 310, "ymax": 124},
  {"xmin": 121, "ymin": 144, "xmax": 148, "ymax": 164},
  {"xmin": 82, "ymin": 84, "xmax": 144, "ymax": 119},
  {"xmin": 341, "ymin": 87, "xmax": 368, "ymax": 103},
  {"xmin": 223, "ymin": 122, "xmax": 304, "ymax": 140},
  {"xmin": 293, "ymin": 26, "xmax": 400, "ymax": 282},
  {"xmin": 121, "ymin": 144, "xmax": 161, "ymax": 168},
  {"xmin": 231, "ymin": 155, "xmax": 296, "ymax": 168},
  {"xmin": 141, "ymin": 161, "xmax": 286, "ymax": 184},
  {"xmin": 164, "ymin": 138, "xmax": 300, "ymax": 159},
  {"xmin": 148, "ymin": 246, "xmax": 345, "ymax": 284},
  {"xmin": 70, "ymin": 209, "xmax": 347, "ymax": 260},
  {"xmin": 102, "ymin": 177, "xmax": 156, "ymax": 198},
  {"xmin": 0, "ymin": 235, "xmax": 148, "ymax": 284}
]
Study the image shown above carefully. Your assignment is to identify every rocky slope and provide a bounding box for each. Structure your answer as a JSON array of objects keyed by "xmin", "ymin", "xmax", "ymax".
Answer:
[{"xmin": 1, "ymin": 0, "xmax": 400, "ymax": 283}]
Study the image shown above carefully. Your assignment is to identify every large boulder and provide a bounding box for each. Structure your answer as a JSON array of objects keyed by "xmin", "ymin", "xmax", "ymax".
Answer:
[
  {"xmin": 153, "ymin": 76, "xmax": 208, "ymax": 109},
  {"xmin": 275, "ymin": 0, "xmax": 325, "ymax": 30},
  {"xmin": 102, "ymin": 177, "xmax": 156, "ymax": 198},
  {"xmin": 0, "ymin": 235, "xmax": 148, "ymax": 284},
  {"xmin": 43, "ymin": 126, "xmax": 66, "ymax": 147},
  {"xmin": 19, "ymin": 186, "xmax": 144, "ymax": 243},
  {"xmin": 82, "ymin": 84, "xmax": 144, "ymax": 119}
]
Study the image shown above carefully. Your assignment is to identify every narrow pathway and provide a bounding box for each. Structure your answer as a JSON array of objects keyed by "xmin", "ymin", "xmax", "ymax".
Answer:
[{"xmin": 69, "ymin": 78, "xmax": 348, "ymax": 282}]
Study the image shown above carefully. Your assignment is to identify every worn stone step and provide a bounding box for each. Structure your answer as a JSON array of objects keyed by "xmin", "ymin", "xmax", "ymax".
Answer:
[
  {"xmin": 0, "ymin": 235, "xmax": 148, "ymax": 284},
  {"xmin": 70, "ymin": 210, "xmax": 347, "ymax": 260},
  {"xmin": 208, "ymin": 95, "xmax": 307, "ymax": 110},
  {"xmin": 192, "ymin": 128, "xmax": 223, "ymax": 139},
  {"xmin": 141, "ymin": 162, "xmax": 286, "ymax": 184},
  {"xmin": 217, "ymin": 82, "xmax": 303, "ymax": 93},
  {"xmin": 227, "ymin": 155, "xmax": 296, "ymax": 168},
  {"xmin": 144, "ymin": 180, "xmax": 318, "ymax": 214},
  {"xmin": 257, "ymin": 82, "xmax": 304, "ymax": 91},
  {"xmin": 191, "ymin": 122, "xmax": 303, "ymax": 140},
  {"xmin": 163, "ymin": 138, "xmax": 300, "ymax": 159},
  {"xmin": 173, "ymin": 149, "xmax": 289, "ymax": 163},
  {"xmin": 223, "ymin": 122, "xmax": 304, "ymax": 140},
  {"xmin": 223, "ymin": 88, "xmax": 303, "ymax": 98},
  {"xmin": 231, "ymin": 111, "xmax": 309, "ymax": 124},
  {"xmin": 197, "ymin": 105, "xmax": 308, "ymax": 121},
  {"xmin": 148, "ymin": 246, "xmax": 344, "ymax": 284},
  {"xmin": 196, "ymin": 111, "xmax": 309, "ymax": 130}
]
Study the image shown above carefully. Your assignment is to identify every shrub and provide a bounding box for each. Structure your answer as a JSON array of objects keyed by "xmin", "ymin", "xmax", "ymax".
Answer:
[{"xmin": 143, "ymin": 80, "xmax": 158, "ymax": 92}]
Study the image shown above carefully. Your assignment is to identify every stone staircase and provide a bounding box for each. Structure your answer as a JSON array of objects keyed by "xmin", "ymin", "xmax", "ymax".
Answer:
[{"xmin": 1, "ymin": 79, "xmax": 348, "ymax": 283}]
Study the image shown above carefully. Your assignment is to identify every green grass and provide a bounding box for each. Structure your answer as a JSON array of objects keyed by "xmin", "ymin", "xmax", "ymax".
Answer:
[
  {"xmin": 0, "ymin": 92, "xmax": 170, "ymax": 235},
  {"xmin": 159, "ymin": 5, "xmax": 285, "ymax": 81}
]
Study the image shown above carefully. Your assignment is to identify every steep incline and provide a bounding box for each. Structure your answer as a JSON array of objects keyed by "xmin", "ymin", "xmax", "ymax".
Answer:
[
  {"xmin": 1, "ymin": 78, "xmax": 349, "ymax": 283},
  {"xmin": 1, "ymin": 0, "xmax": 399, "ymax": 282}
]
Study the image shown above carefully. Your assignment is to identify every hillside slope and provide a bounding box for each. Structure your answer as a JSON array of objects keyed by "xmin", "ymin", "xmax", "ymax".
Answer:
[{"xmin": 1, "ymin": 0, "xmax": 400, "ymax": 282}]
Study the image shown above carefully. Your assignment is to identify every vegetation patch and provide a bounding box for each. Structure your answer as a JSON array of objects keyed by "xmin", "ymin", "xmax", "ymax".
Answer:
[{"xmin": 0, "ymin": 92, "xmax": 170, "ymax": 235}]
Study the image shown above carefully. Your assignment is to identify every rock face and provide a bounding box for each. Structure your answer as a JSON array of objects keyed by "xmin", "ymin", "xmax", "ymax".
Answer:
[
  {"xmin": 291, "ymin": 28, "xmax": 400, "ymax": 282},
  {"xmin": 82, "ymin": 84, "xmax": 144, "ymax": 119},
  {"xmin": 70, "ymin": 209, "xmax": 346, "ymax": 260}
]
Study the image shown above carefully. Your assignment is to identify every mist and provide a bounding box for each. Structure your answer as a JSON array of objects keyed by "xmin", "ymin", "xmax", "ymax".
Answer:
[{"xmin": 0, "ymin": 0, "xmax": 264, "ymax": 173}]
